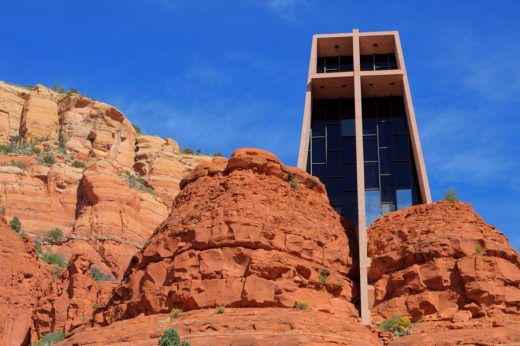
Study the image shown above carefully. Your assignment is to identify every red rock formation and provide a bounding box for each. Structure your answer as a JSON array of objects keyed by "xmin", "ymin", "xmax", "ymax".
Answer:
[
  {"xmin": 368, "ymin": 201, "xmax": 520, "ymax": 344},
  {"xmin": 101, "ymin": 149, "xmax": 356, "ymax": 324},
  {"xmin": 0, "ymin": 216, "xmax": 53, "ymax": 345}
]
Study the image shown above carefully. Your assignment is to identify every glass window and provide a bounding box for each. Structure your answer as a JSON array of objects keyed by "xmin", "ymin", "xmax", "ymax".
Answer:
[
  {"xmin": 388, "ymin": 53, "xmax": 397, "ymax": 69},
  {"xmin": 377, "ymin": 98, "xmax": 392, "ymax": 117},
  {"xmin": 381, "ymin": 203, "xmax": 396, "ymax": 214},
  {"xmin": 327, "ymin": 124, "xmax": 341, "ymax": 149},
  {"xmin": 327, "ymin": 100, "xmax": 340, "ymax": 121},
  {"xmin": 312, "ymin": 137, "xmax": 326, "ymax": 163},
  {"xmin": 312, "ymin": 111, "xmax": 326, "ymax": 136},
  {"xmin": 363, "ymin": 117, "xmax": 377, "ymax": 135},
  {"xmin": 327, "ymin": 150, "xmax": 342, "ymax": 177},
  {"xmin": 341, "ymin": 119, "xmax": 355, "ymax": 136},
  {"xmin": 381, "ymin": 175, "xmax": 396, "ymax": 203},
  {"xmin": 341, "ymin": 99, "xmax": 354, "ymax": 112},
  {"xmin": 363, "ymin": 136, "xmax": 378, "ymax": 162},
  {"xmin": 312, "ymin": 164, "xmax": 326, "ymax": 183},
  {"xmin": 360, "ymin": 55, "xmax": 374, "ymax": 71},
  {"xmin": 365, "ymin": 190, "xmax": 381, "ymax": 225},
  {"xmin": 327, "ymin": 177, "xmax": 342, "ymax": 198},
  {"xmin": 343, "ymin": 163, "xmax": 357, "ymax": 190},
  {"xmin": 375, "ymin": 54, "xmax": 389, "ymax": 70},
  {"xmin": 378, "ymin": 121, "xmax": 393, "ymax": 147},
  {"xmin": 394, "ymin": 135, "xmax": 410, "ymax": 161},
  {"xmin": 364, "ymin": 162, "xmax": 379, "ymax": 189},
  {"xmin": 391, "ymin": 96, "xmax": 404, "ymax": 109},
  {"xmin": 317, "ymin": 57, "xmax": 325, "ymax": 73},
  {"xmin": 325, "ymin": 56, "xmax": 339, "ymax": 72},
  {"xmin": 392, "ymin": 115, "xmax": 407, "ymax": 134},
  {"xmin": 379, "ymin": 147, "xmax": 394, "ymax": 174},
  {"xmin": 412, "ymin": 175, "xmax": 421, "ymax": 204},
  {"xmin": 396, "ymin": 189, "xmax": 412, "ymax": 209},
  {"xmin": 342, "ymin": 137, "xmax": 356, "ymax": 162},
  {"xmin": 314, "ymin": 99, "xmax": 326, "ymax": 112},
  {"xmin": 339, "ymin": 56, "xmax": 353, "ymax": 72},
  {"xmin": 395, "ymin": 161, "xmax": 411, "ymax": 188},
  {"xmin": 344, "ymin": 190, "xmax": 358, "ymax": 226}
]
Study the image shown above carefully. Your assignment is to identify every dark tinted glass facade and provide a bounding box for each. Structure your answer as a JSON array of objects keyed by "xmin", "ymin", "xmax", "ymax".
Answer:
[
  {"xmin": 307, "ymin": 96, "xmax": 420, "ymax": 227},
  {"xmin": 307, "ymin": 98, "xmax": 358, "ymax": 225},
  {"xmin": 317, "ymin": 56, "xmax": 354, "ymax": 73},
  {"xmin": 360, "ymin": 53, "xmax": 397, "ymax": 71},
  {"xmin": 362, "ymin": 96, "xmax": 420, "ymax": 225}
]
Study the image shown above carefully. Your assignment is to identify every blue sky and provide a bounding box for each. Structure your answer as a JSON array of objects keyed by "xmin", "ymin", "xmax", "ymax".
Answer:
[{"xmin": 1, "ymin": 0, "xmax": 519, "ymax": 248}]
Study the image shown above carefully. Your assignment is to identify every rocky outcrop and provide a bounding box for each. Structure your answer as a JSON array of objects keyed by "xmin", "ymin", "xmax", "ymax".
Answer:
[
  {"xmin": 368, "ymin": 201, "xmax": 520, "ymax": 324},
  {"xmin": 0, "ymin": 216, "xmax": 53, "ymax": 345},
  {"xmin": 101, "ymin": 149, "xmax": 357, "ymax": 325}
]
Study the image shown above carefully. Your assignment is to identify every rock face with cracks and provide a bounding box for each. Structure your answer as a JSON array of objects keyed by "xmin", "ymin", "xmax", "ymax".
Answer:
[
  {"xmin": 368, "ymin": 201, "xmax": 520, "ymax": 333},
  {"xmin": 102, "ymin": 148, "xmax": 358, "ymax": 323}
]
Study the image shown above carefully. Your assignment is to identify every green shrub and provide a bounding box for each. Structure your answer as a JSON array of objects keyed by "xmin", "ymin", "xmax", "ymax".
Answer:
[
  {"xmin": 216, "ymin": 306, "xmax": 225, "ymax": 314},
  {"xmin": 1, "ymin": 160, "xmax": 27, "ymax": 170},
  {"xmin": 58, "ymin": 133, "xmax": 67, "ymax": 154},
  {"xmin": 32, "ymin": 330, "xmax": 66, "ymax": 346},
  {"xmin": 158, "ymin": 328, "xmax": 190, "ymax": 346},
  {"xmin": 180, "ymin": 147, "xmax": 195, "ymax": 155},
  {"xmin": 35, "ymin": 237, "xmax": 42, "ymax": 254},
  {"xmin": 43, "ymin": 153, "xmax": 56, "ymax": 165},
  {"xmin": 68, "ymin": 88, "xmax": 79, "ymax": 94},
  {"xmin": 132, "ymin": 124, "xmax": 141, "ymax": 134},
  {"xmin": 18, "ymin": 231, "xmax": 28, "ymax": 238},
  {"xmin": 45, "ymin": 228, "xmax": 63, "ymax": 243},
  {"xmin": 475, "ymin": 246, "xmax": 483, "ymax": 256},
  {"xmin": 213, "ymin": 151, "xmax": 223, "ymax": 157},
  {"xmin": 9, "ymin": 135, "xmax": 22, "ymax": 146},
  {"xmin": 42, "ymin": 252, "xmax": 67, "ymax": 268},
  {"xmin": 379, "ymin": 315, "xmax": 412, "ymax": 339},
  {"xmin": 170, "ymin": 308, "xmax": 182, "ymax": 319},
  {"xmin": 9, "ymin": 216, "xmax": 21, "ymax": 233},
  {"xmin": 93, "ymin": 303, "xmax": 100, "ymax": 310},
  {"xmin": 32, "ymin": 146, "xmax": 41, "ymax": 154},
  {"xmin": 51, "ymin": 84, "xmax": 66, "ymax": 93},
  {"xmin": 294, "ymin": 301, "xmax": 308, "ymax": 310},
  {"xmin": 443, "ymin": 188, "xmax": 459, "ymax": 202},
  {"xmin": 319, "ymin": 268, "xmax": 330, "ymax": 284},
  {"xmin": 0, "ymin": 207, "xmax": 5, "ymax": 215},
  {"xmin": 91, "ymin": 267, "xmax": 114, "ymax": 282},
  {"xmin": 0, "ymin": 144, "xmax": 15, "ymax": 154},
  {"xmin": 120, "ymin": 171, "xmax": 154, "ymax": 194},
  {"xmin": 51, "ymin": 267, "xmax": 63, "ymax": 279},
  {"xmin": 196, "ymin": 149, "xmax": 201, "ymax": 155},
  {"xmin": 72, "ymin": 160, "xmax": 86, "ymax": 169},
  {"xmin": 289, "ymin": 179, "xmax": 299, "ymax": 189}
]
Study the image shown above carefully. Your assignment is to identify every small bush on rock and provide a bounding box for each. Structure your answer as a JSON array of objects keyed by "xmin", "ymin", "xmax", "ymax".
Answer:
[
  {"xmin": 91, "ymin": 267, "xmax": 115, "ymax": 282},
  {"xmin": 9, "ymin": 216, "xmax": 21, "ymax": 233},
  {"xmin": 120, "ymin": 171, "xmax": 155, "ymax": 194},
  {"xmin": 33, "ymin": 330, "xmax": 65, "ymax": 346},
  {"xmin": 42, "ymin": 252, "xmax": 67, "ymax": 268},
  {"xmin": 319, "ymin": 268, "xmax": 330, "ymax": 284},
  {"xmin": 170, "ymin": 308, "xmax": 182, "ymax": 319},
  {"xmin": 0, "ymin": 207, "xmax": 5, "ymax": 215},
  {"xmin": 158, "ymin": 328, "xmax": 190, "ymax": 346},
  {"xmin": 72, "ymin": 160, "xmax": 86, "ymax": 169},
  {"xmin": 45, "ymin": 228, "xmax": 63, "ymax": 243},
  {"xmin": 43, "ymin": 153, "xmax": 56, "ymax": 165},
  {"xmin": 294, "ymin": 301, "xmax": 308, "ymax": 310},
  {"xmin": 379, "ymin": 315, "xmax": 412, "ymax": 339},
  {"xmin": 475, "ymin": 246, "xmax": 483, "ymax": 256},
  {"xmin": 443, "ymin": 188, "xmax": 459, "ymax": 202},
  {"xmin": 289, "ymin": 179, "xmax": 299, "ymax": 189},
  {"xmin": 216, "ymin": 306, "xmax": 225, "ymax": 314}
]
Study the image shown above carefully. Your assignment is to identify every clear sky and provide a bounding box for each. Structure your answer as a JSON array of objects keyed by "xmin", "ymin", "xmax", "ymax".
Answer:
[{"xmin": 1, "ymin": 0, "xmax": 519, "ymax": 248}]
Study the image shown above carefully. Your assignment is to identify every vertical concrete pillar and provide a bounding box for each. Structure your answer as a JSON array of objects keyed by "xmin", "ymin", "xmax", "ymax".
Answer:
[
  {"xmin": 394, "ymin": 32, "xmax": 432, "ymax": 203},
  {"xmin": 353, "ymin": 28, "xmax": 371, "ymax": 325}
]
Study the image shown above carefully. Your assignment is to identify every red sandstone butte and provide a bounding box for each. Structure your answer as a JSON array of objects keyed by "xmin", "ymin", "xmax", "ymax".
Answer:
[
  {"xmin": 62, "ymin": 148, "xmax": 380, "ymax": 345},
  {"xmin": 368, "ymin": 201, "xmax": 520, "ymax": 345}
]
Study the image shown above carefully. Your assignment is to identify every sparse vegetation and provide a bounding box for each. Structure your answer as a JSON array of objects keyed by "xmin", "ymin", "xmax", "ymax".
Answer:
[
  {"xmin": 93, "ymin": 303, "xmax": 100, "ymax": 310},
  {"xmin": 9, "ymin": 135, "xmax": 22, "ymax": 146},
  {"xmin": 58, "ymin": 133, "xmax": 67, "ymax": 154},
  {"xmin": 45, "ymin": 228, "xmax": 64, "ymax": 243},
  {"xmin": 120, "ymin": 171, "xmax": 154, "ymax": 194},
  {"xmin": 32, "ymin": 330, "xmax": 66, "ymax": 346},
  {"xmin": 443, "ymin": 188, "xmax": 459, "ymax": 202},
  {"xmin": 319, "ymin": 268, "xmax": 330, "ymax": 285},
  {"xmin": 72, "ymin": 160, "xmax": 86, "ymax": 169},
  {"xmin": 216, "ymin": 306, "xmax": 225, "ymax": 314},
  {"xmin": 294, "ymin": 301, "xmax": 308, "ymax": 310},
  {"xmin": 0, "ymin": 140, "xmax": 40, "ymax": 156},
  {"xmin": 68, "ymin": 88, "xmax": 79, "ymax": 94},
  {"xmin": 18, "ymin": 231, "xmax": 28, "ymax": 238},
  {"xmin": 170, "ymin": 308, "xmax": 182, "ymax": 319},
  {"xmin": 289, "ymin": 179, "xmax": 299, "ymax": 189},
  {"xmin": 51, "ymin": 267, "xmax": 63, "ymax": 279},
  {"xmin": 379, "ymin": 315, "xmax": 412, "ymax": 339},
  {"xmin": 0, "ymin": 207, "xmax": 6, "ymax": 215},
  {"xmin": 41, "ymin": 252, "xmax": 67, "ymax": 268},
  {"xmin": 158, "ymin": 328, "xmax": 190, "ymax": 346},
  {"xmin": 51, "ymin": 84, "xmax": 66, "ymax": 93},
  {"xmin": 43, "ymin": 153, "xmax": 56, "ymax": 165},
  {"xmin": 132, "ymin": 124, "xmax": 141, "ymax": 134},
  {"xmin": 475, "ymin": 246, "xmax": 483, "ymax": 256},
  {"xmin": 91, "ymin": 267, "xmax": 115, "ymax": 282},
  {"xmin": 9, "ymin": 216, "xmax": 21, "ymax": 233},
  {"xmin": 34, "ymin": 237, "xmax": 42, "ymax": 254},
  {"xmin": 213, "ymin": 151, "xmax": 223, "ymax": 157},
  {"xmin": 180, "ymin": 147, "xmax": 195, "ymax": 155}
]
